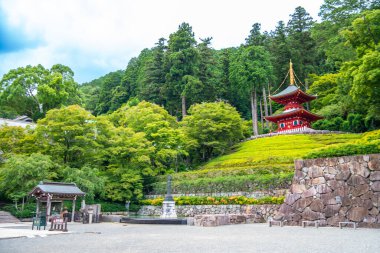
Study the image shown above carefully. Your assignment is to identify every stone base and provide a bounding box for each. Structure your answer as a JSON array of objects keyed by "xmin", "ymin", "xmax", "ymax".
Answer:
[
  {"xmin": 161, "ymin": 201, "xmax": 177, "ymax": 218},
  {"xmin": 194, "ymin": 214, "xmax": 229, "ymax": 227}
]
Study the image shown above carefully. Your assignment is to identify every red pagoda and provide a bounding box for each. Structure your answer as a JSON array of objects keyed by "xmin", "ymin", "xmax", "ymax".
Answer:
[{"xmin": 265, "ymin": 61, "xmax": 323, "ymax": 133}]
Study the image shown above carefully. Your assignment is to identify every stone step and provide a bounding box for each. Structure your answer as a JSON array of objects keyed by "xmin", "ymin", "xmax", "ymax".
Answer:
[{"xmin": 0, "ymin": 211, "xmax": 20, "ymax": 223}]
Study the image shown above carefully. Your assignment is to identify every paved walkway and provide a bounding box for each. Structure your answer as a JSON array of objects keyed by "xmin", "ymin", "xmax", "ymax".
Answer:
[
  {"xmin": 0, "ymin": 211, "xmax": 19, "ymax": 223},
  {"xmin": 1, "ymin": 222, "xmax": 379, "ymax": 253}
]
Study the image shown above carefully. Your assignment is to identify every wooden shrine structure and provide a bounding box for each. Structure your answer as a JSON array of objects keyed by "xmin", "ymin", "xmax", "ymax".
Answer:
[
  {"xmin": 29, "ymin": 182, "xmax": 85, "ymax": 223},
  {"xmin": 265, "ymin": 61, "xmax": 323, "ymax": 133}
]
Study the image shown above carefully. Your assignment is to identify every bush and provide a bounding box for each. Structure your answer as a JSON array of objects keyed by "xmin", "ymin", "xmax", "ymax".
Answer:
[
  {"xmin": 304, "ymin": 129, "xmax": 380, "ymax": 159},
  {"xmin": 1, "ymin": 203, "xmax": 36, "ymax": 218},
  {"xmin": 149, "ymin": 172, "xmax": 293, "ymax": 195},
  {"xmin": 140, "ymin": 196, "xmax": 285, "ymax": 206}
]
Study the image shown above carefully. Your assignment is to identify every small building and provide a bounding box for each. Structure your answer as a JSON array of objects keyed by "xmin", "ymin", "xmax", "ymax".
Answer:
[
  {"xmin": 29, "ymin": 182, "xmax": 85, "ymax": 222},
  {"xmin": 0, "ymin": 116, "xmax": 35, "ymax": 128},
  {"xmin": 265, "ymin": 61, "xmax": 323, "ymax": 133}
]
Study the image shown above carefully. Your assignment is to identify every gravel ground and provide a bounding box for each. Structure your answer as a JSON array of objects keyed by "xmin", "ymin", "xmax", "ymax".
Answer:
[{"xmin": 0, "ymin": 222, "xmax": 379, "ymax": 253}]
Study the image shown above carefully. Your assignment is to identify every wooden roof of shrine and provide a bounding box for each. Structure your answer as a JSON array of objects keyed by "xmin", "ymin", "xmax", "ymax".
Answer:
[{"xmin": 29, "ymin": 182, "xmax": 85, "ymax": 200}]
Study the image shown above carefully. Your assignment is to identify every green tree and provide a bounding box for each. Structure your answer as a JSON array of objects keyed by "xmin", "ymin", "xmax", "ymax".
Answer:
[
  {"xmin": 0, "ymin": 153, "xmax": 58, "ymax": 206},
  {"xmin": 230, "ymin": 46, "xmax": 273, "ymax": 136},
  {"xmin": 340, "ymin": 10, "xmax": 380, "ymax": 129},
  {"xmin": 181, "ymin": 102, "xmax": 244, "ymax": 162},
  {"xmin": 140, "ymin": 38, "xmax": 167, "ymax": 105},
  {"xmin": 164, "ymin": 22, "xmax": 199, "ymax": 118},
  {"xmin": 35, "ymin": 105, "xmax": 111, "ymax": 167},
  {"xmin": 60, "ymin": 166, "xmax": 105, "ymax": 201},
  {"xmin": 0, "ymin": 64, "xmax": 80, "ymax": 120},
  {"xmin": 287, "ymin": 6, "xmax": 319, "ymax": 80},
  {"xmin": 110, "ymin": 101, "xmax": 188, "ymax": 173}
]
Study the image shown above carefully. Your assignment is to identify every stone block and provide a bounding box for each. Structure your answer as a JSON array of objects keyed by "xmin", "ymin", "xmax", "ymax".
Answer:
[
  {"xmin": 360, "ymin": 191, "xmax": 373, "ymax": 200},
  {"xmin": 294, "ymin": 160, "xmax": 304, "ymax": 170},
  {"xmin": 194, "ymin": 214, "xmax": 230, "ymax": 227},
  {"xmin": 336, "ymin": 170, "xmax": 351, "ymax": 181},
  {"xmin": 327, "ymin": 157, "xmax": 338, "ymax": 166},
  {"xmin": 363, "ymin": 199, "xmax": 374, "ymax": 210},
  {"xmin": 324, "ymin": 204, "xmax": 341, "ymax": 218},
  {"xmin": 229, "ymin": 214, "xmax": 247, "ymax": 224},
  {"xmin": 347, "ymin": 207, "xmax": 368, "ymax": 222},
  {"xmin": 351, "ymin": 184, "xmax": 369, "ymax": 197},
  {"xmin": 334, "ymin": 186, "xmax": 349, "ymax": 196},
  {"xmin": 291, "ymin": 184, "xmax": 306, "ymax": 194},
  {"xmin": 321, "ymin": 193, "xmax": 337, "ymax": 205},
  {"xmin": 309, "ymin": 166, "xmax": 324, "ymax": 178},
  {"xmin": 294, "ymin": 197, "xmax": 313, "ymax": 212},
  {"xmin": 310, "ymin": 199, "xmax": 324, "ymax": 212},
  {"xmin": 285, "ymin": 193, "xmax": 301, "ymax": 205},
  {"xmin": 370, "ymin": 171, "xmax": 380, "ymax": 181},
  {"xmin": 316, "ymin": 184, "xmax": 332, "ymax": 194},
  {"xmin": 312, "ymin": 177, "xmax": 326, "ymax": 185},
  {"xmin": 341, "ymin": 196, "xmax": 352, "ymax": 207},
  {"xmin": 368, "ymin": 159, "xmax": 380, "ymax": 171},
  {"xmin": 302, "ymin": 207, "xmax": 324, "ymax": 221},
  {"xmin": 315, "ymin": 158, "xmax": 326, "ymax": 167},
  {"xmin": 324, "ymin": 174, "xmax": 335, "ymax": 181},
  {"xmin": 328, "ymin": 180, "xmax": 344, "ymax": 190},
  {"xmin": 327, "ymin": 215, "xmax": 345, "ymax": 226},
  {"xmin": 324, "ymin": 166, "xmax": 338, "ymax": 175},
  {"xmin": 372, "ymin": 193, "xmax": 380, "ymax": 207},
  {"xmin": 350, "ymin": 161, "xmax": 370, "ymax": 178},
  {"xmin": 278, "ymin": 204, "xmax": 293, "ymax": 215},
  {"xmin": 302, "ymin": 187, "xmax": 317, "ymax": 198},
  {"xmin": 371, "ymin": 181, "xmax": 380, "ymax": 192},
  {"xmin": 347, "ymin": 175, "xmax": 367, "ymax": 186}
]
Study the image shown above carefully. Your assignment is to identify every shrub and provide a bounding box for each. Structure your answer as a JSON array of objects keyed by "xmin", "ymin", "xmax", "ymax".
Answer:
[
  {"xmin": 140, "ymin": 196, "xmax": 285, "ymax": 206},
  {"xmin": 149, "ymin": 172, "xmax": 293, "ymax": 195},
  {"xmin": 304, "ymin": 129, "xmax": 380, "ymax": 159}
]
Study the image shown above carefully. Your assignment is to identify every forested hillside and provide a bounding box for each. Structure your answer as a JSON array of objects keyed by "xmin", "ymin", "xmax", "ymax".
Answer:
[{"xmin": 0, "ymin": 1, "xmax": 379, "ymax": 207}]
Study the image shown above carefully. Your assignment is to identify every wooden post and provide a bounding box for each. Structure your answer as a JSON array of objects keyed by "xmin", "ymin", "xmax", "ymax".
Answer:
[
  {"xmin": 71, "ymin": 197, "xmax": 76, "ymax": 223},
  {"xmin": 46, "ymin": 194, "xmax": 52, "ymax": 223},
  {"xmin": 36, "ymin": 199, "xmax": 40, "ymax": 217}
]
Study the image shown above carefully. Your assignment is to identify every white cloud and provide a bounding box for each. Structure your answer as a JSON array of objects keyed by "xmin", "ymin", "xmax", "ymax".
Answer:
[{"xmin": 0, "ymin": 0, "xmax": 324, "ymax": 83}]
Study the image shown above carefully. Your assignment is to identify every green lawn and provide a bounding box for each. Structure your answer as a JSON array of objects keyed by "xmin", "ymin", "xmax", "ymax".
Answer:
[{"xmin": 203, "ymin": 133, "xmax": 361, "ymax": 170}]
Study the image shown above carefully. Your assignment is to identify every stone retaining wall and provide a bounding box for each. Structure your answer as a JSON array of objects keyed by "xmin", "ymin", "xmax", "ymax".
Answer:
[
  {"xmin": 276, "ymin": 154, "xmax": 380, "ymax": 227},
  {"xmin": 138, "ymin": 204, "xmax": 279, "ymax": 220}
]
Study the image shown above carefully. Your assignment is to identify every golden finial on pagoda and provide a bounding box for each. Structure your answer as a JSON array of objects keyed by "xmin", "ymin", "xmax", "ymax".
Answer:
[{"xmin": 289, "ymin": 59, "xmax": 295, "ymax": 86}]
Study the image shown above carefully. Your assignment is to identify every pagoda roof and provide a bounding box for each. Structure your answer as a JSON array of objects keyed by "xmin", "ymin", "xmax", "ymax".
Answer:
[
  {"xmin": 270, "ymin": 85, "xmax": 317, "ymax": 105},
  {"xmin": 265, "ymin": 108, "xmax": 323, "ymax": 123}
]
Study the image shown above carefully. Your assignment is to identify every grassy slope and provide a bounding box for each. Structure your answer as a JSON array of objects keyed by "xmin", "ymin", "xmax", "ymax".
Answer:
[
  {"xmin": 164, "ymin": 133, "xmax": 361, "ymax": 182},
  {"xmin": 204, "ymin": 133, "xmax": 360, "ymax": 170}
]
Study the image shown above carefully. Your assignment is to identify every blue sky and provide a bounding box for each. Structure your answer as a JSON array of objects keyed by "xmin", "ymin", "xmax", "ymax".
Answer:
[{"xmin": 0, "ymin": 0, "xmax": 324, "ymax": 84}]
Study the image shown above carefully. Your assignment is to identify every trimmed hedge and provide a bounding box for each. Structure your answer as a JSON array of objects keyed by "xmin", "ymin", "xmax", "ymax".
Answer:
[
  {"xmin": 304, "ymin": 130, "xmax": 380, "ymax": 159},
  {"xmin": 140, "ymin": 195, "xmax": 285, "ymax": 206},
  {"xmin": 149, "ymin": 172, "xmax": 293, "ymax": 195}
]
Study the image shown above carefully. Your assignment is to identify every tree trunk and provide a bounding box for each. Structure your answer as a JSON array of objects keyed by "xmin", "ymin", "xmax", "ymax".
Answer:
[
  {"xmin": 268, "ymin": 83, "xmax": 273, "ymax": 115},
  {"xmin": 305, "ymin": 80, "xmax": 310, "ymax": 111},
  {"xmin": 251, "ymin": 89, "xmax": 259, "ymax": 136},
  {"xmin": 22, "ymin": 196, "xmax": 25, "ymax": 211},
  {"xmin": 263, "ymin": 87, "xmax": 269, "ymax": 128},
  {"xmin": 181, "ymin": 95, "xmax": 187, "ymax": 118},
  {"xmin": 259, "ymin": 98, "xmax": 264, "ymax": 131}
]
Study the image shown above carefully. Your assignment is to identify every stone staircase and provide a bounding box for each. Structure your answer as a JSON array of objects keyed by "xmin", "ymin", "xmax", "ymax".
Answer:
[{"xmin": 0, "ymin": 211, "xmax": 20, "ymax": 223}]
